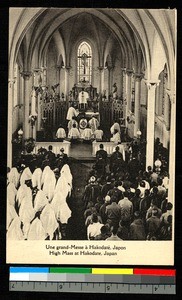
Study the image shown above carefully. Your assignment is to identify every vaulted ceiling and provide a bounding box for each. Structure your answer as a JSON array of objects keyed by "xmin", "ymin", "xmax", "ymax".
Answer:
[{"xmin": 9, "ymin": 8, "xmax": 176, "ymax": 88}]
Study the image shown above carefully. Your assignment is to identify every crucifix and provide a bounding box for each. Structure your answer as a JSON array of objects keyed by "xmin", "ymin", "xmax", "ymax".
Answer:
[{"xmin": 78, "ymin": 52, "xmax": 91, "ymax": 74}]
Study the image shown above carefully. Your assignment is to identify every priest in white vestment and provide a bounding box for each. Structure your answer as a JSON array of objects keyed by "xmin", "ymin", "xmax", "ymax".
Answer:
[
  {"xmin": 66, "ymin": 105, "xmax": 79, "ymax": 121},
  {"xmin": 78, "ymin": 89, "xmax": 89, "ymax": 109}
]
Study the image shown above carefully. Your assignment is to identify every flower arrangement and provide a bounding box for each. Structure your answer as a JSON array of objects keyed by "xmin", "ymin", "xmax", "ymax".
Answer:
[
  {"xmin": 127, "ymin": 111, "xmax": 135, "ymax": 124},
  {"xmin": 28, "ymin": 114, "xmax": 37, "ymax": 127},
  {"xmin": 24, "ymin": 137, "xmax": 35, "ymax": 153}
]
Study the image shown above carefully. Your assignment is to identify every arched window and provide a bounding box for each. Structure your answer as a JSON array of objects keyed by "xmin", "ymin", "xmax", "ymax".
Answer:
[{"xmin": 77, "ymin": 42, "xmax": 92, "ymax": 83}]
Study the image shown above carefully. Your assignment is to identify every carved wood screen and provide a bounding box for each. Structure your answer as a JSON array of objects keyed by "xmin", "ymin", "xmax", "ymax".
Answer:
[
  {"xmin": 99, "ymin": 100, "xmax": 124, "ymax": 130},
  {"xmin": 41, "ymin": 101, "xmax": 69, "ymax": 130}
]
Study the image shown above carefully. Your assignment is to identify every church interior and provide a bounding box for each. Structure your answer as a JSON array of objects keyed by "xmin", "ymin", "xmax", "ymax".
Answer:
[{"xmin": 7, "ymin": 8, "xmax": 176, "ymax": 241}]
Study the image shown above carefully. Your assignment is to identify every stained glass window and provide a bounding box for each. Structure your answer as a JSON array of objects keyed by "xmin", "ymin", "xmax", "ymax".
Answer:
[{"xmin": 77, "ymin": 42, "xmax": 92, "ymax": 83}]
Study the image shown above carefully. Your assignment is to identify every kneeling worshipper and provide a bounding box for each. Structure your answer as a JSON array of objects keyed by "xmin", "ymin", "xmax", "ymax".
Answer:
[
  {"xmin": 67, "ymin": 116, "xmax": 78, "ymax": 133},
  {"xmin": 40, "ymin": 203, "xmax": 59, "ymax": 240},
  {"xmin": 87, "ymin": 213, "xmax": 103, "ymax": 240},
  {"xmin": 68, "ymin": 123, "xmax": 80, "ymax": 142},
  {"xmin": 88, "ymin": 115, "xmax": 99, "ymax": 134},
  {"xmin": 110, "ymin": 129, "xmax": 121, "ymax": 143},
  {"xmin": 93, "ymin": 126, "xmax": 104, "ymax": 142},
  {"xmin": 7, "ymin": 216, "xmax": 24, "ymax": 240},
  {"xmin": 8, "ymin": 167, "xmax": 20, "ymax": 188},
  {"xmin": 20, "ymin": 166, "xmax": 32, "ymax": 185},
  {"xmin": 32, "ymin": 167, "xmax": 42, "ymax": 190},
  {"xmin": 18, "ymin": 192, "xmax": 35, "ymax": 239},
  {"xmin": 81, "ymin": 124, "xmax": 93, "ymax": 142},
  {"xmin": 56, "ymin": 124, "xmax": 66, "ymax": 141},
  {"xmin": 27, "ymin": 190, "xmax": 49, "ymax": 240},
  {"xmin": 110, "ymin": 120, "xmax": 121, "ymax": 135},
  {"xmin": 42, "ymin": 168, "xmax": 56, "ymax": 202}
]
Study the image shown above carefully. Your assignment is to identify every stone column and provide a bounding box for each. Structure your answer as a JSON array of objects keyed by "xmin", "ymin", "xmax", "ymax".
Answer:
[
  {"xmin": 97, "ymin": 66, "xmax": 104, "ymax": 94},
  {"xmin": 134, "ymin": 74, "xmax": 143, "ymax": 137},
  {"xmin": 121, "ymin": 68, "xmax": 126, "ymax": 120},
  {"xmin": 65, "ymin": 66, "xmax": 71, "ymax": 98},
  {"xmin": 145, "ymin": 81, "xmax": 159, "ymax": 169},
  {"xmin": 21, "ymin": 71, "xmax": 32, "ymax": 139},
  {"xmin": 107, "ymin": 66, "xmax": 113, "ymax": 96},
  {"xmin": 125, "ymin": 69, "xmax": 133, "ymax": 117},
  {"xmin": 7, "ymin": 79, "xmax": 15, "ymax": 168},
  {"xmin": 42, "ymin": 67, "xmax": 47, "ymax": 87},
  {"xmin": 165, "ymin": 89, "xmax": 171, "ymax": 131},
  {"xmin": 168, "ymin": 92, "xmax": 176, "ymax": 205},
  {"xmin": 33, "ymin": 69, "xmax": 42, "ymax": 87}
]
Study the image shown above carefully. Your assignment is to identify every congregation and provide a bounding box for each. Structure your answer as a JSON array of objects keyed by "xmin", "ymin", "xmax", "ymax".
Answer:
[{"xmin": 7, "ymin": 135, "xmax": 172, "ymax": 241}]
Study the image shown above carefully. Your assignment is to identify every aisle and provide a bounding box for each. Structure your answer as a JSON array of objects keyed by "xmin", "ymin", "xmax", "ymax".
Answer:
[{"xmin": 65, "ymin": 160, "xmax": 94, "ymax": 240}]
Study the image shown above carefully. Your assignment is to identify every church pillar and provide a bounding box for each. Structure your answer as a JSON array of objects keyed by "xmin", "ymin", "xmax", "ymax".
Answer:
[
  {"xmin": 126, "ymin": 69, "xmax": 133, "ymax": 118},
  {"xmin": 108, "ymin": 66, "xmax": 113, "ymax": 96},
  {"xmin": 165, "ymin": 89, "xmax": 171, "ymax": 131},
  {"xmin": 98, "ymin": 66, "xmax": 104, "ymax": 94},
  {"xmin": 134, "ymin": 74, "xmax": 142, "ymax": 137},
  {"xmin": 7, "ymin": 79, "xmax": 15, "ymax": 168},
  {"xmin": 33, "ymin": 69, "xmax": 42, "ymax": 87},
  {"xmin": 145, "ymin": 81, "xmax": 159, "ymax": 169},
  {"xmin": 121, "ymin": 68, "xmax": 126, "ymax": 120},
  {"xmin": 21, "ymin": 71, "xmax": 32, "ymax": 139},
  {"xmin": 65, "ymin": 66, "xmax": 71, "ymax": 99},
  {"xmin": 56, "ymin": 65, "xmax": 60, "ymax": 88},
  {"xmin": 168, "ymin": 92, "xmax": 176, "ymax": 205},
  {"xmin": 42, "ymin": 67, "xmax": 47, "ymax": 87}
]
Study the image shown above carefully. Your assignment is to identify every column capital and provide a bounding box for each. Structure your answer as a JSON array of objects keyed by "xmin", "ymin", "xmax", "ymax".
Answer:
[
  {"xmin": 8, "ymin": 78, "xmax": 15, "ymax": 88},
  {"xmin": 41, "ymin": 66, "xmax": 47, "ymax": 70},
  {"xmin": 33, "ymin": 68, "xmax": 42, "ymax": 73},
  {"xmin": 97, "ymin": 66, "xmax": 104, "ymax": 72},
  {"xmin": 126, "ymin": 69, "xmax": 133, "ymax": 76},
  {"xmin": 144, "ymin": 79, "xmax": 160, "ymax": 89},
  {"xmin": 107, "ymin": 66, "xmax": 113, "ymax": 71},
  {"xmin": 65, "ymin": 66, "xmax": 72, "ymax": 73},
  {"xmin": 20, "ymin": 71, "xmax": 32, "ymax": 80},
  {"xmin": 134, "ymin": 73, "xmax": 144, "ymax": 81}
]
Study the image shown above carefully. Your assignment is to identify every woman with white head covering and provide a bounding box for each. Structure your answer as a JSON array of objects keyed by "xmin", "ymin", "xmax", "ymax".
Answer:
[
  {"xmin": 16, "ymin": 184, "xmax": 32, "ymax": 209},
  {"xmin": 19, "ymin": 195, "xmax": 35, "ymax": 239},
  {"xmin": 60, "ymin": 164, "xmax": 73, "ymax": 189},
  {"xmin": 42, "ymin": 169, "xmax": 56, "ymax": 201},
  {"xmin": 7, "ymin": 216, "xmax": 24, "ymax": 240},
  {"xmin": 40, "ymin": 203, "xmax": 58, "ymax": 240},
  {"xmin": 32, "ymin": 168, "xmax": 42, "ymax": 190},
  {"xmin": 7, "ymin": 203, "xmax": 18, "ymax": 230},
  {"xmin": 34, "ymin": 190, "xmax": 48, "ymax": 213},
  {"xmin": 20, "ymin": 167, "xmax": 32, "ymax": 185},
  {"xmin": 41, "ymin": 165, "xmax": 51, "ymax": 187},
  {"xmin": 54, "ymin": 175, "xmax": 71, "ymax": 199},
  {"xmin": 51, "ymin": 192, "xmax": 71, "ymax": 239},
  {"xmin": 27, "ymin": 218, "xmax": 47, "ymax": 240},
  {"xmin": 8, "ymin": 167, "xmax": 20, "ymax": 188},
  {"xmin": 7, "ymin": 182, "xmax": 17, "ymax": 207}
]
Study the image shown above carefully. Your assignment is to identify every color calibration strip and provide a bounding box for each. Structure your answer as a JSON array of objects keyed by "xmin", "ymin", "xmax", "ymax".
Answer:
[{"xmin": 9, "ymin": 267, "xmax": 176, "ymax": 294}]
